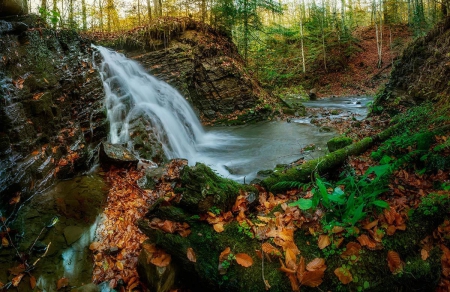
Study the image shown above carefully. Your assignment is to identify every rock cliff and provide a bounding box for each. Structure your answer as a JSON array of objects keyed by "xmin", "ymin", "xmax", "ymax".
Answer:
[
  {"xmin": 0, "ymin": 16, "xmax": 106, "ymax": 214},
  {"xmin": 92, "ymin": 17, "xmax": 277, "ymax": 125}
]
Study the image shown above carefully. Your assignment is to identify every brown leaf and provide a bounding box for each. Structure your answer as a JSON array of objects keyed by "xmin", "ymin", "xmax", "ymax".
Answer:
[
  {"xmin": 12, "ymin": 274, "xmax": 24, "ymax": 287},
  {"xmin": 1, "ymin": 237, "xmax": 8, "ymax": 247},
  {"xmin": 306, "ymin": 258, "xmax": 326, "ymax": 271},
  {"xmin": 334, "ymin": 267, "xmax": 353, "ymax": 284},
  {"xmin": 30, "ymin": 275, "xmax": 36, "ymax": 289},
  {"xmin": 89, "ymin": 241, "xmax": 101, "ymax": 250},
  {"xmin": 33, "ymin": 92, "xmax": 44, "ymax": 100},
  {"xmin": 57, "ymin": 277, "xmax": 69, "ymax": 290},
  {"xmin": 318, "ymin": 234, "xmax": 331, "ymax": 249},
  {"xmin": 9, "ymin": 193, "xmax": 20, "ymax": 205},
  {"xmin": 262, "ymin": 242, "xmax": 282, "ymax": 257},
  {"xmin": 235, "ymin": 253, "xmax": 253, "ymax": 267},
  {"xmin": 150, "ymin": 252, "xmax": 171, "ymax": 267},
  {"xmin": 288, "ymin": 273, "xmax": 300, "ymax": 292},
  {"xmin": 340, "ymin": 242, "xmax": 361, "ymax": 260},
  {"xmin": 142, "ymin": 242, "xmax": 157, "ymax": 253},
  {"xmin": 301, "ymin": 270, "xmax": 325, "ymax": 287},
  {"xmin": 116, "ymin": 261, "xmax": 124, "ymax": 271},
  {"xmin": 296, "ymin": 256, "xmax": 306, "ymax": 282},
  {"xmin": 219, "ymin": 247, "xmax": 231, "ymax": 262},
  {"xmin": 213, "ymin": 222, "xmax": 225, "ymax": 233},
  {"xmin": 8, "ymin": 264, "xmax": 26, "ymax": 276},
  {"xmin": 187, "ymin": 247, "xmax": 197, "ymax": 262},
  {"xmin": 285, "ymin": 248, "xmax": 297, "ymax": 270},
  {"xmin": 421, "ymin": 249, "xmax": 429, "ymax": 261},
  {"xmin": 356, "ymin": 234, "xmax": 378, "ymax": 249},
  {"xmin": 387, "ymin": 250, "xmax": 404, "ymax": 274},
  {"xmin": 363, "ymin": 219, "xmax": 379, "ymax": 230}
]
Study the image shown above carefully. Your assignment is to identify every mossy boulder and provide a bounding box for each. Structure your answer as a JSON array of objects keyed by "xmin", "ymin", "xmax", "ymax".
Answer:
[
  {"xmin": 177, "ymin": 163, "xmax": 255, "ymax": 213},
  {"xmin": 327, "ymin": 135, "xmax": 353, "ymax": 153}
]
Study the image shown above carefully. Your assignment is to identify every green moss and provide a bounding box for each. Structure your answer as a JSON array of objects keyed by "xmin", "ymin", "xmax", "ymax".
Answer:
[
  {"xmin": 327, "ymin": 136, "xmax": 353, "ymax": 153},
  {"xmin": 179, "ymin": 163, "xmax": 256, "ymax": 213}
]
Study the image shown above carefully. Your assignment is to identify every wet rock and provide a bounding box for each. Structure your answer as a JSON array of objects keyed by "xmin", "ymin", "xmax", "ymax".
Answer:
[
  {"xmin": 137, "ymin": 240, "xmax": 177, "ymax": 292},
  {"xmin": 63, "ymin": 226, "xmax": 83, "ymax": 245},
  {"xmin": 319, "ymin": 126, "xmax": 333, "ymax": 132},
  {"xmin": 70, "ymin": 283, "xmax": 99, "ymax": 292},
  {"xmin": 0, "ymin": 16, "xmax": 106, "ymax": 213},
  {"xmin": 0, "ymin": 0, "xmax": 27, "ymax": 17},
  {"xmin": 257, "ymin": 169, "xmax": 273, "ymax": 176},
  {"xmin": 309, "ymin": 88, "xmax": 317, "ymax": 100},
  {"xmin": 99, "ymin": 142, "xmax": 139, "ymax": 168},
  {"xmin": 137, "ymin": 166, "xmax": 165, "ymax": 190}
]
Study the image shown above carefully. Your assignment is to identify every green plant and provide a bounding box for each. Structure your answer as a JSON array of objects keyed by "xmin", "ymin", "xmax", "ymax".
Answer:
[
  {"xmin": 237, "ymin": 220, "xmax": 254, "ymax": 238},
  {"xmin": 209, "ymin": 206, "xmax": 221, "ymax": 216},
  {"xmin": 38, "ymin": 7, "xmax": 60, "ymax": 25},
  {"xmin": 289, "ymin": 164, "xmax": 391, "ymax": 228}
]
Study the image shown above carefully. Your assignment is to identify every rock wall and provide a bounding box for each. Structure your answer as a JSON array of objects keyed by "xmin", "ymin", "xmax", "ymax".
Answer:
[
  {"xmin": 93, "ymin": 17, "xmax": 277, "ymax": 125},
  {"xmin": 0, "ymin": 16, "xmax": 106, "ymax": 214}
]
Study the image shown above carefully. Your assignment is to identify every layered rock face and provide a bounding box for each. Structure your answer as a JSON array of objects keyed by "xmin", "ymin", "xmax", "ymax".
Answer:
[
  {"xmin": 97, "ymin": 17, "xmax": 276, "ymax": 124},
  {"xmin": 0, "ymin": 16, "xmax": 106, "ymax": 212}
]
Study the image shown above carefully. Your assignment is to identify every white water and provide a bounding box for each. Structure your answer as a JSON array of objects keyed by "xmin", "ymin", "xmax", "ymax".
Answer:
[{"xmin": 94, "ymin": 45, "xmax": 208, "ymax": 163}]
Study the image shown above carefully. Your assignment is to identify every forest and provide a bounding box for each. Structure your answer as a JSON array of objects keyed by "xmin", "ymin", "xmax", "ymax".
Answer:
[{"xmin": 0, "ymin": 0, "xmax": 450, "ymax": 290}]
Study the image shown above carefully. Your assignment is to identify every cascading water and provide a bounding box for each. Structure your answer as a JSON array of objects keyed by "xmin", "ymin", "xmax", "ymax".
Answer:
[{"xmin": 93, "ymin": 45, "xmax": 206, "ymax": 163}]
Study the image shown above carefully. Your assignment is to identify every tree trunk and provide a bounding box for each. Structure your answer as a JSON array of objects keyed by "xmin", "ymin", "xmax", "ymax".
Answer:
[
  {"xmin": 299, "ymin": 0, "xmax": 306, "ymax": 73},
  {"xmin": 138, "ymin": 0, "xmax": 141, "ymax": 25},
  {"xmin": 82, "ymin": 0, "xmax": 87, "ymax": 30},
  {"xmin": 146, "ymin": 0, "xmax": 152, "ymax": 22}
]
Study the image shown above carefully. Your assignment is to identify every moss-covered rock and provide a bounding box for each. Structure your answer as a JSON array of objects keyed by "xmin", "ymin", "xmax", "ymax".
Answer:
[{"xmin": 327, "ymin": 135, "xmax": 353, "ymax": 153}]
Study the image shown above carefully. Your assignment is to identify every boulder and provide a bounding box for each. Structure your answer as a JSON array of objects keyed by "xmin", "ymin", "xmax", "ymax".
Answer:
[{"xmin": 99, "ymin": 142, "xmax": 139, "ymax": 168}]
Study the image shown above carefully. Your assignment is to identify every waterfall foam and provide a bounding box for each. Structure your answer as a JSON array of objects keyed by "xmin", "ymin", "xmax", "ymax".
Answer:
[{"xmin": 93, "ymin": 45, "xmax": 206, "ymax": 163}]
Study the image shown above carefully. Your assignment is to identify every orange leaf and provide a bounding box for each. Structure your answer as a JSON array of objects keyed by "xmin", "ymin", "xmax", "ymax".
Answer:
[
  {"xmin": 301, "ymin": 270, "xmax": 325, "ymax": 287},
  {"xmin": 421, "ymin": 249, "xmax": 429, "ymax": 261},
  {"xmin": 57, "ymin": 277, "xmax": 69, "ymax": 290},
  {"xmin": 30, "ymin": 275, "xmax": 36, "ymax": 289},
  {"xmin": 387, "ymin": 250, "xmax": 403, "ymax": 274},
  {"xmin": 340, "ymin": 242, "xmax": 361, "ymax": 260},
  {"xmin": 296, "ymin": 256, "xmax": 306, "ymax": 282},
  {"xmin": 1, "ymin": 237, "xmax": 9, "ymax": 247},
  {"xmin": 33, "ymin": 92, "xmax": 44, "ymax": 100},
  {"xmin": 213, "ymin": 222, "xmax": 225, "ymax": 233},
  {"xmin": 12, "ymin": 274, "xmax": 24, "ymax": 287},
  {"xmin": 9, "ymin": 194, "xmax": 20, "ymax": 205},
  {"xmin": 160, "ymin": 220, "xmax": 176, "ymax": 233},
  {"xmin": 285, "ymin": 248, "xmax": 297, "ymax": 270},
  {"xmin": 363, "ymin": 219, "xmax": 379, "ymax": 230},
  {"xmin": 334, "ymin": 267, "xmax": 353, "ymax": 284},
  {"xmin": 235, "ymin": 253, "xmax": 253, "ymax": 267},
  {"xmin": 150, "ymin": 252, "xmax": 171, "ymax": 267},
  {"xmin": 116, "ymin": 261, "xmax": 124, "ymax": 270},
  {"xmin": 219, "ymin": 247, "xmax": 231, "ymax": 262},
  {"xmin": 142, "ymin": 242, "xmax": 157, "ymax": 253},
  {"xmin": 287, "ymin": 273, "xmax": 300, "ymax": 292},
  {"xmin": 89, "ymin": 241, "xmax": 101, "ymax": 250},
  {"xmin": 262, "ymin": 242, "xmax": 282, "ymax": 257},
  {"xmin": 356, "ymin": 234, "xmax": 378, "ymax": 249},
  {"xmin": 306, "ymin": 258, "xmax": 326, "ymax": 271},
  {"xmin": 318, "ymin": 234, "xmax": 331, "ymax": 249},
  {"xmin": 331, "ymin": 226, "xmax": 344, "ymax": 233},
  {"xmin": 187, "ymin": 247, "xmax": 197, "ymax": 262}
]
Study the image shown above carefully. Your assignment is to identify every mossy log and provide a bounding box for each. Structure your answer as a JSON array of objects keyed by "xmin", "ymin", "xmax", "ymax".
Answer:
[{"xmin": 261, "ymin": 123, "xmax": 403, "ymax": 193}]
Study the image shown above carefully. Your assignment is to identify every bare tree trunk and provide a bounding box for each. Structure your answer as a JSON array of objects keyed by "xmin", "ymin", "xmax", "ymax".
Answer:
[
  {"xmin": 53, "ymin": 0, "xmax": 57, "ymax": 28},
  {"xmin": 299, "ymin": 0, "xmax": 306, "ymax": 73},
  {"xmin": 201, "ymin": 0, "xmax": 206, "ymax": 22},
  {"xmin": 146, "ymin": 0, "xmax": 152, "ymax": 22},
  {"xmin": 69, "ymin": 0, "xmax": 74, "ymax": 28},
  {"xmin": 373, "ymin": 0, "xmax": 383, "ymax": 68},
  {"xmin": 321, "ymin": 0, "xmax": 327, "ymax": 72},
  {"xmin": 99, "ymin": 0, "xmax": 104, "ymax": 31},
  {"xmin": 138, "ymin": 0, "xmax": 141, "ymax": 25},
  {"xmin": 82, "ymin": 0, "xmax": 87, "ymax": 30}
]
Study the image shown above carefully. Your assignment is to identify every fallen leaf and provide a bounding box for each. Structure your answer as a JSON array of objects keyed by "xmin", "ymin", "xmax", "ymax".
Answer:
[
  {"xmin": 301, "ymin": 270, "xmax": 325, "ymax": 287},
  {"xmin": 363, "ymin": 219, "xmax": 379, "ymax": 230},
  {"xmin": 262, "ymin": 242, "xmax": 282, "ymax": 257},
  {"xmin": 340, "ymin": 242, "xmax": 361, "ymax": 260},
  {"xmin": 89, "ymin": 241, "xmax": 101, "ymax": 250},
  {"xmin": 334, "ymin": 266, "xmax": 353, "ymax": 284},
  {"xmin": 150, "ymin": 252, "xmax": 171, "ymax": 267},
  {"xmin": 219, "ymin": 247, "xmax": 231, "ymax": 262},
  {"xmin": 187, "ymin": 247, "xmax": 197, "ymax": 262},
  {"xmin": 306, "ymin": 258, "xmax": 326, "ymax": 271},
  {"xmin": 57, "ymin": 277, "xmax": 69, "ymax": 290},
  {"xmin": 387, "ymin": 250, "xmax": 403, "ymax": 274},
  {"xmin": 356, "ymin": 234, "xmax": 378, "ymax": 249},
  {"xmin": 9, "ymin": 193, "xmax": 20, "ymax": 205},
  {"xmin": 235, "ymin": 253, "xmax": 253, "ymax": 267},
  {"xmin": 318, "ymin": 234, "xmax": 331, "ymax": 249},
  {"xmin": 1, "ymin": 237, "xmax": 8, "ymax": 247},
  {"xmin": 33, "ymin": 92, "xmax": 44, "ymax": 100},
  {"xmin": 285, "ymin": 248, "xmax": 297, "ymax": 270},
  {"xmin": 30, "ymin": 275, "xmax": 36, "ymax": 289},
  {"xmin": 421, "ymin": 249, "xmax": 429, "ymax": 261},
  {"xmin": 213, "ymin": 222, "xmax": 225, "ymax": 233},
  {"xmin": 12, "ymin": 274, "xmax": 24, "ymax": 287},
  {"xmin": 116, "ymin": 261, "xmax": 124, "ymax": 270}
]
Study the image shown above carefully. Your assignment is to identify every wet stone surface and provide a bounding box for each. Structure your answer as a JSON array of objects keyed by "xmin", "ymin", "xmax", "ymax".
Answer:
[{"xmin": 0, "ymin": 173, "xmax": 107, "ymax": 291}]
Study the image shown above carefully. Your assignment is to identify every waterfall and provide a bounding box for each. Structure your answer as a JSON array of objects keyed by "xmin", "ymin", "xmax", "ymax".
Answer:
[{"xmin": 93, "ymin": 45, "xmax": 206, "ymax": 163}]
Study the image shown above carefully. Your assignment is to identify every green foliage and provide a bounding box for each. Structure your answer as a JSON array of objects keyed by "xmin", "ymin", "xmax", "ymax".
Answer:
[
  {"xmin": 288, "ymin": 163, "xmax": 391, "ymax": 228},
  {"xmin": 38, "ymin": 7, "xmax": 60, "ymax": 25}
]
